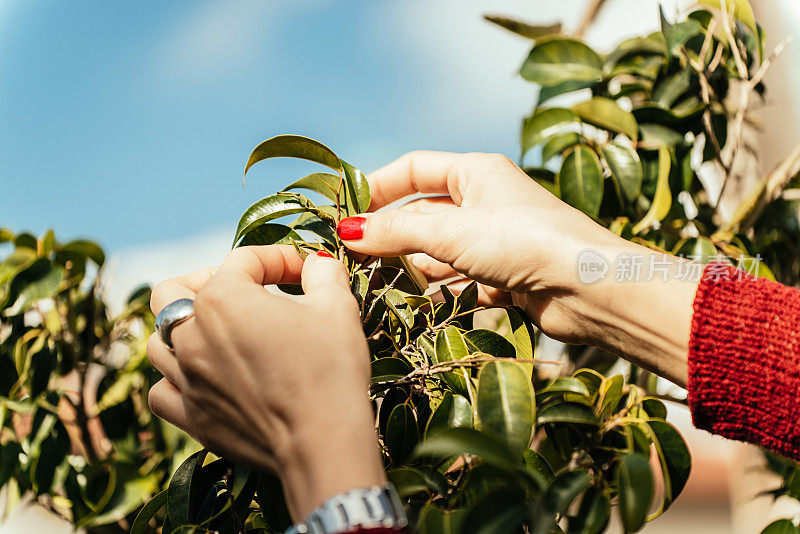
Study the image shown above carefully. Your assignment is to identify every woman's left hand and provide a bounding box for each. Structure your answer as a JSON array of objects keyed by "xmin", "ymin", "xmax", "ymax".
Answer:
[{"xmin": 147, "ymin": 245, "xmax": 385, "ymax": 520}]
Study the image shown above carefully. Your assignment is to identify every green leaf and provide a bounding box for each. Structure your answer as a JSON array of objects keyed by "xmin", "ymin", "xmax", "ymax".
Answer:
[
  {"xmin": 388, "ymin": 467, "xmax": 447, "ymax": 498},
  {"xmin": 537, "ymin": 377, "xmax": 590, "ymax": 400},
  {"xmin": 462, "ymin": 488, "xmax": 526, "ymax": 534},
  {"xmin": 601, "ymin": 142, "xmax": 643, "ymax": 203},
  {"xmin": 60, "ymin": 240, "xmax": 106, "ymax": 267},
  {"xmin": 699, "ymin": 0, "xmax": 758, "ymax": 36},
  {"xmin": 464, "ymin": 329, "xmax": 516, "ymax": 359},
  {"xmin": 542, "ymin": 133, "xmax": 582, "ymax": 163},
  {"xmin": 167, "ymin": 450, "xmax": 205, "ymax": 525},
  {"xmin": 761, "ymin": 519, "xmax": 800, "ymax": 534},
  {"xmin": 638, "ymin": 124, "xmax": 685, "ymax": 147},
  {"xmin": 521, "ymin": 108, "xmax": 579, "ymax": 156},
  {"xmin": 371, "ymin": 357, "xmax": 413, "ymax": 383},
  {"xmin": 244, "ymin": 135, "xmax": 343, "ymax": 179},
  {"xmin": 538, "ymin": 80, "xmax": 597, "ymax": 106},
  {"xmin": 484, "ymin": 15, "xmax": 561, "ymax": 40},
  {"xmin": 385, "ymin": 402, "xmax": 419, "ymax": 464},
  {"xmin": 426, "ymin": 392, "xmax": 473, "ymax": 435},
  {"xmin": 4, "ymin": 262, "xmax": 65, "ymax": 316},
  {"xmin": 538, "ymin": 402, "xmax": 599, "ymax": 426},
  {"xmin": 617, "ymin": 453, "xmax": 654, "ymax": 532},
  {"xmin": 131, "ymin": 489, "xmax": 168, "ymax": 534},
  {"xmin": 233, "ymin": 192, "xmax": 326, "ymax": 247},
  {"xmin": 523, "ymin": 449, "xmax": 555, "ymax": 483},
  {"xmin": 604, "ymin": 37, "xmax": 666, "ymax": 75},
  {"xmin": 598, "ymin": 374, "xmax": 624, "ymax": 418},
  {"xmin": 434, "ymin": 326, "xmax": 470, "ymax": 396},
  {"xmin": 645, "ymin": 420, "xmax": 691, "ymax": 515},
  {"xmin": 477, "ymin": 361, "xmax": 536, "ymax": 452},
  {"xmin": 652, "ymin": 69, "xmax": 694, "ymax": 109},
  {"xmin": 282, "ymin": 172, "xmax": 341, "ymax": 204},
  {"xmin": 632, "ymin": 146, "xmax": 672, "ymax": 234},
  {"xmin": 544, "ymin": 470, "xmax": 592, "ymax": 518},
  {"xmin": 255, "ymin": 473, "xmax": 291, "ymax": 531},
  {"xmin": 557, "ymin": 145, "xmax": 604, "ymax": 217},
  {"xmin": 414, "ymin": 427, "xmax": 519, "ymax": 470},
  {"xmin": 567, "ymin": 488, "xmax": 610, "ymax": 534},
  {"xmin": 341, "ymin": 160, "xmax": 372, "ymax": 214},
  {"xmin": 520, "ymin": 38, "xmax": 603, "ymax": 86},
  {"xmin": 571, "ymin": 97, "xmax": 638, "ymax": 141},
  {"xmin": 417, "ymin": 505, "xmax": 467, "ymax": 534},
  {"xmin": 660, "ymin": 7, "xmax": 704, "ymax": 58},
  {"xmin": 237, "ymin": 223, "xmax": 303, "ymax": 248},
  {"xmin": 499, "ymin": 307, "xmax": 535, "ymax": 377},
  {"xmin": 673, "ymin": 237, "xmax": 717, "ymax": 264},
  {"xmin": 640, "ymin": 397, "xmax": 667, "ymax": 420}
]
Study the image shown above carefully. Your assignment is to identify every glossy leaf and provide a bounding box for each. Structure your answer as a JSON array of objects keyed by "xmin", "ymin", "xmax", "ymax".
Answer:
[
  {"xmin": 464, "ymin": 329, "xmax": 516, "ymax": 359},
  {"xmin": 371, "ymin": 357, "xmax": 413, "ymax": 383},
  {"xmin": 244, "ymin": 134, "xmax": 343, "ymax": 178},
  {"xmin": 60, "ymin": 239, "xmax": 106, "ymax": 267},
  {"xmin": 417, "ymin": 505, "xmax": 467, "ymax": 534},
  {"xmin": 414, "ymin": 427, "xmax": 519, "ymax": 471},
  {"xmin": 522, "ymin": 108, "xmax": 579, "ymax": 156},
  {"xmin": 537, "ymin": 377, "xmax": 590, "ymax": 399},
  {"xmin": 538, "ymin": 402, "xmax": 599, "ymax": 426},
  {"xmin": 385, "ymin": 402, "xmax": 419, "ymax": 464},
  {"xmin": 542, "ymin": 132, "xmax": 582, "ymax": 163},
  {"xmin": 571, "ymin": 97, "xmax": 638, "ymax": 141},
  {"xmin": 646, "ymin": 420, "xmax": 691, "ymax": 514},
  {"xmin": 484, "ymin": 15, "xmax": 561, "ymax": 40},
  {"xmin": 524, "ymin": 449, "xmax": 555, "ymax": 483},
  {"xmin": 282, "ymin": 172, "xmax": 341, "ymax": 203},
  {"xmin": 761, "ymin": 519, "xmax": 800, "ymax": 534},
  {"xmin": 388, "ymin": 467, "xmax": 447, "ymax": 498},
  {"xmin": 499, "ymin": 307, "xmax": 535, "ymax": 376},
  {"xmin": 601, "ymin": 142, "xmax": 643, "ymax": 203},
  {"xmin": 660, "ymin": 7, "xmax": 704, "ymax": 58},
  {"xmin": 462, "ymin": 488, "xmax": 527, "ymax": 534},
  {"xmin": 632, "ymin": 146, "xmax": 672, "ymax": 234},
  {"xmin": 238, "ymin": 223, "xmax": 302, "ymax": 248},
  {"xmin": 167, "ymin": 450, "xmax": 204, "ymax": 525},
  {"xmin": 699, "ymin": 0, "xmax": 758, "ymax": 36},
  {"xmin": 477, "ymin": 361, "xmax": 536, "ymax": 452},
  {"xmin": 426, "ymin": 392, "xmax": 473, "ymax": 435},
  {"xmin": 567, "ymin": 487, "xmax": 610, "ymax": 534},
  {"xmin": 617, "ymin": 453, "xmax": 654, "ymax": 532},
  {"xmin": 520, "ymin": 38, "xmax": 603, "ymax": 86},
  {"xmin": 233, "ymin": 192, "xmax": 326, "ymax": 247},
  {"xmin": 557, "ymin": 145, "xmax": 604, "ymax": 217},
  {"xmin": 341, "ymin": 160, "xmax": 371, "ymax": 214},
  {"xmin": 544, "ymin": 470, "xmax": 592, "ymax": 518},
  {"xmin": 434, "ymin": 326, "xmax": 470, "ymax": 396}
]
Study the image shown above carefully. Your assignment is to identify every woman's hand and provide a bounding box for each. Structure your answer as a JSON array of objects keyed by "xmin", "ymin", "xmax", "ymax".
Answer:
[
  {"xmin": 338, "ymin": 151, "xmax": 697, "ymax": 386},
  {"xmin": 147, "ymin": 246, "xmax": 385, "ymax": 520}
]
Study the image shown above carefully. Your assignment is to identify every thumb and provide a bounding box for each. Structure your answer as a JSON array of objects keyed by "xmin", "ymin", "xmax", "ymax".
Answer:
[
  {"xmin": 301, "ymin": 250, "xmax": 357, "ymax": 310},
  {"xmin": 337, "ymin": 210, "xmax": 458, "ymax": 260}
]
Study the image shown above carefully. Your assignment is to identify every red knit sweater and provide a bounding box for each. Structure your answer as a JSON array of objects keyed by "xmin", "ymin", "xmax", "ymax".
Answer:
[
  {"xmin": 355, "ymin": 263, "xmax": 800, "ymax": 534},
  {"xmin": 689, "ymin": 262, "xmax": 800, "ymax": 459}
]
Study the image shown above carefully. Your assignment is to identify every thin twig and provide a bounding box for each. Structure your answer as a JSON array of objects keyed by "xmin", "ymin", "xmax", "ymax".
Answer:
[{"xmin": 574, "ymin": 0, "xmax": 608, "ymax": 39}]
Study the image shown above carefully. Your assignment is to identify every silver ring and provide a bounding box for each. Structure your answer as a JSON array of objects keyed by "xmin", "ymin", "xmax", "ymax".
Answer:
[{"xmin": 155, "ymin": 298, "xmax": 195, "ymax": 349}]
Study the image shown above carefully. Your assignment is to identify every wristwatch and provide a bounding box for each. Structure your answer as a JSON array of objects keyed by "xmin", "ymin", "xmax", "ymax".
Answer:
[{"xmin": 285, "ymin": 484, "xmax": 408, "ymax": 534}]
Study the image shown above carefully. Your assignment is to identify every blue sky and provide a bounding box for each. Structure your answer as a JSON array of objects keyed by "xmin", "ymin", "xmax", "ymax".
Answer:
[{"xmin": 0, "ymin": 0, "xmax": 560, "ymax": 251}]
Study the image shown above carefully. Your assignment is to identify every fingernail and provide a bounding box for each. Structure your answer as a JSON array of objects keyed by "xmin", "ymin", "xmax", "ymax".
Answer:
[
  {"xmin": 316, "ymin": 250, "xmax": 334, "ymax": 258},
  {"xmin": 337, "ymin": 216, "xmax": 366, "ymax": 240}
]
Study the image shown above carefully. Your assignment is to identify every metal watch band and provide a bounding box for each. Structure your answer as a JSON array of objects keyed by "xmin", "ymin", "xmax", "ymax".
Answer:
[{"xmin": 285, "ymin": 484, "xmax": 407, "ymax": 534}]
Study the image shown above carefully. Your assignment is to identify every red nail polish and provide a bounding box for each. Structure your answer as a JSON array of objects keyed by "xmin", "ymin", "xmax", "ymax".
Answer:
[
  {"xmin": 337, "ymin": 216, "xmax": 366, "ymax": 240},
  {"xmin": 316, "ymin": 250, "xmax": 334, "ymax": 258}
]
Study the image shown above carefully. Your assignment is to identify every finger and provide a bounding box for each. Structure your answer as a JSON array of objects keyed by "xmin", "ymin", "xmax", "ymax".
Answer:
[
  {"xmin": 151, "ymin": 267, "xmax": 217, "ymax": 316},
  {"xmin": 148, "ymin": 379, "xmax": 190, "ymax": 432},
  {"xmin": 407, "ymin": 253, "xmax": 459, "ymax": 282},
  {"xmin": 146, "ymin": 334, "xmax": 189, "ymax": 390},
  {"xmin": 213, "ymin": 245, "xmax": 305, "ymax": 286},
  {"xmin": 398, "ymin": 196, "xmax": 457, "ymax": 214},
  {"xmin": 301, "ymin": 251, "xmax": 358, "ymax": 312},
  {"xmin": 337, "ymin": 208, "xmax": 470, "ymax": 262},
  {"xmin": 367, "ymin": 151, "xmax": 466, "ymax": 210}
]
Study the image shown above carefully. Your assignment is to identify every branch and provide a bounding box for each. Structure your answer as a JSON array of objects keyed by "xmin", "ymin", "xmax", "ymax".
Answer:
[{"xmin": 574, "ymin": 0, "xmax": 609, "ymax": 39}]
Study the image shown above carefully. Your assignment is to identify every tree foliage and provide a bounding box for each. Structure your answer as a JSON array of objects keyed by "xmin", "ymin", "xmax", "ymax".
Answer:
[{"xmin": 2, "ymin": 1, "xmax": 800, "ymax": 533}]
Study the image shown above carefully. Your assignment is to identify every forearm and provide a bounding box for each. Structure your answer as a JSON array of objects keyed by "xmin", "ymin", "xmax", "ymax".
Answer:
[{"xmin": 575, "ymin": 237, "xmax": 699, "ymax": 387}]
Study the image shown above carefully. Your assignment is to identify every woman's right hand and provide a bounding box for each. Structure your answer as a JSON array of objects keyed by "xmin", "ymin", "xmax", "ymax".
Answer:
[{"xmin": 338, "ymin": 151, "xmax": 697, "ymax": 386}]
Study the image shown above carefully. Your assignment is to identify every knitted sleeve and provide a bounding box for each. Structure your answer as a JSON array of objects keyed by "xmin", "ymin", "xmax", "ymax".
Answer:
[{"xmin": 688, "ymin": 262, "xmax": 800, "ymax": 460}]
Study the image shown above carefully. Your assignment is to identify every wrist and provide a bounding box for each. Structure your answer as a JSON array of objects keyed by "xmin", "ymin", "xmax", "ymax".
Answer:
[
  {"xmin": 574, "ymin": 238, "xmax": 697, "ymax": 386},
  {"xmin": 276, "ymin": 401, "xmax": 387, "ymax": 520}
]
